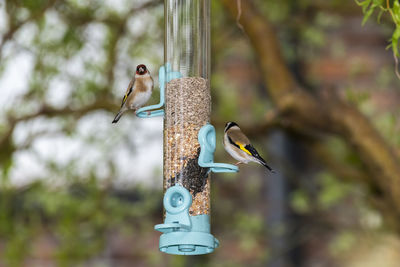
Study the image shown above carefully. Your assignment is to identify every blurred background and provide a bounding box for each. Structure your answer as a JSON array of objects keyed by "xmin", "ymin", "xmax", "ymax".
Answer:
[{"xmin": 1, "ymin": 0, "xmax": 400, "ymax": 266}]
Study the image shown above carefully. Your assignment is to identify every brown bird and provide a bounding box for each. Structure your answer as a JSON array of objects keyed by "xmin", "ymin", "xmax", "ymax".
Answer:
[
  {"xmin": 112, "ymin": 64, "xmax": 154, "ymax": 123},
  {"xmin": 223, "ymin": 122, "xmax": 274, "ymax": 172}
]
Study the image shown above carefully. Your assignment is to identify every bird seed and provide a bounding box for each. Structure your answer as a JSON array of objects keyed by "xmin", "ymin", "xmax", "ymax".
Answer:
[{"xmin": 163, "ymin": 77, "xmax": 211, "ymax": 216}]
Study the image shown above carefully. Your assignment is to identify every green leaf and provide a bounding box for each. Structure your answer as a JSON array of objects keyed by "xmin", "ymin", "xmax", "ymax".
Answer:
[
  {"xmin": 362, "ymin": 6, "xmax": 375, "ymax": 25},
  {"xmin": 355, "ymin": 0, "xmax": 372, "ymax": 12},
  {"xmin": 377, "ymin": 8, "xmax": 384, "ymax": 23},
  {"xmin": 392, "ymin": 27, "xmax": 400, "ymax": 57},
  {"xmin": 393, "ymin": 0, "xmax": 400, "ymax": 24}
]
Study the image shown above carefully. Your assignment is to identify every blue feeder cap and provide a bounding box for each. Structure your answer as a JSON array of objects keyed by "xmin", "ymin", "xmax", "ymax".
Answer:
[{"xmin": 155, "ymin": 185, "xmax": 219, "ymax": 255}]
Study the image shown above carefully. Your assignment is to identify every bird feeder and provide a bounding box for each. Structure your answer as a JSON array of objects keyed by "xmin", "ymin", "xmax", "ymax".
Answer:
[{"xmin": 137, "ymin": 0, "xmax": 238, "ymax": 255}]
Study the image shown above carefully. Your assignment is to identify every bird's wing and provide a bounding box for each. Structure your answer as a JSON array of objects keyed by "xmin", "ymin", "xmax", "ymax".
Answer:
[
  {"xmin": 227, "ymin": 128, "xmax": 274, "ymax": 171},
  {"xmin": 120, "ymin": 77, "xmax": 135, "ymax": 107},
  {"xmin": 245, "ymin": 143, "xmax": 274, "ymax": 171},
  {"xmin": 244, "ymin": 144, "xmax": 262, "ymax": 160},
  {"xmin": 227, "ymin": 129, "xmax": 252, "ymax": 156}
]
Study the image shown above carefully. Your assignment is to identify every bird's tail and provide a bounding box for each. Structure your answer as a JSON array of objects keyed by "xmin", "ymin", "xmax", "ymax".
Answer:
[
  {"xmin": 255, "ymin": 156, "xmax": 275, "ymax": 173},
  {"xmin": 112, "ymin": 111, "xmax": 124, "ymax": 123}
]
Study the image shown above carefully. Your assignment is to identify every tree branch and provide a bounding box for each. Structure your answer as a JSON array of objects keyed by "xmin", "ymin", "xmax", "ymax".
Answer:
[
  {"xmin": 0, "ymin": 98, "xmax": 116, "ymax": 151},
  {"xmin": 221, "ymin": 0, "xmax": 400, "ymax": 220},
  {"xmin": 0, "ymin": 0, "xmax": 59, "ymax": 58}
]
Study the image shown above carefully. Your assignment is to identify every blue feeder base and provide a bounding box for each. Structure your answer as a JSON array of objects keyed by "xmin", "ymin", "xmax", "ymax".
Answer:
[
  {"xmin": 155, "ymin": 185, "xmax": 219, "ymax": 255},
  {"xmin": 158, "ymin": 215, "xmax": 219, "ymax": 255}
]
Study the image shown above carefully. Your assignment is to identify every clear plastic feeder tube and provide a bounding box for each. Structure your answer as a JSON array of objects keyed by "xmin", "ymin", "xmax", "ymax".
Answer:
[{"xmin": 164, "ymin": 0, "xmax": 211, "ymax": 216}]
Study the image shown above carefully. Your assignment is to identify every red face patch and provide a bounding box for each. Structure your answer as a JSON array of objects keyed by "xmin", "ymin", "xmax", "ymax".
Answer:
[{"xmin": 136, "ymin": 64, "xmax": 147, "ymax": 75}]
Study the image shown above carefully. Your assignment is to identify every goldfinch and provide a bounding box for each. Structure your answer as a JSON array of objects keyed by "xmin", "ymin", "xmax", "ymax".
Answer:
[
  {"xmin": 112, "ymin": 64, "xmax": 154, "ymax": 123},
  {"xmin": 223, "ymin": 122, "xmax": 275, "ymax": 172}
]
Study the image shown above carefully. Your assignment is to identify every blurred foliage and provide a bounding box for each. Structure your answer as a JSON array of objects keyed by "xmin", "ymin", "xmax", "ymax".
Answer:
[
  {"xmin": 0, "ymin": 178, "xmax": 162, "ymax": 266},
  {"xmin": 357, "ymin": 0, "xmax": 400, "ymax": 77},
  {"xmin": 329, "ymin": 230, "xmax": 357, "ymax": 256},
  {"xmin": 0, "ymin": 0, "xmax": 399, "ymax": 266},
  {"xmin": 357, "ymin": 0, "xmax": 400, "ymax": 51}
]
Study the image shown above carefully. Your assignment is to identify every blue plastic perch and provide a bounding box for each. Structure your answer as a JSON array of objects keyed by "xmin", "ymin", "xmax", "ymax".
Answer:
[{"xmin": 198, "ymin": 124, "xmax": 239, "ymax": 173}]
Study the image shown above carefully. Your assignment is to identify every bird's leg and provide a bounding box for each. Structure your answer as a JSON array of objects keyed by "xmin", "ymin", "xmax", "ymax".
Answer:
[{"xmin": 235, "ymin": 162, "xmax": 242, "ymax": 166}]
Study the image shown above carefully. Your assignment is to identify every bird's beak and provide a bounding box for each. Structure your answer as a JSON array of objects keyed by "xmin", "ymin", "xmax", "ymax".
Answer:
[{"xmin": 139, "ymin": 67, "xmax": 144, "ymax": 73}]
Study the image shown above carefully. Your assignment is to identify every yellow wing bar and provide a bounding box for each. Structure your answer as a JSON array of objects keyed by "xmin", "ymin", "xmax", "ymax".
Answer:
[{"xmin": 238, "ymin": 143, "xmax": 252, "ymax": 156}]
